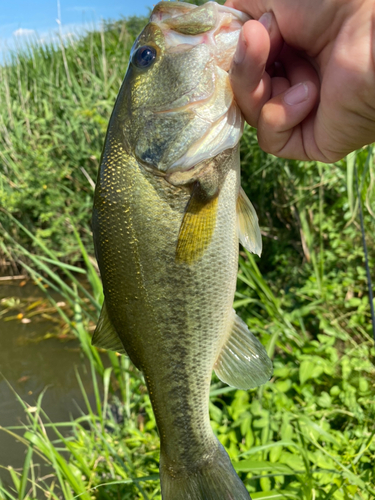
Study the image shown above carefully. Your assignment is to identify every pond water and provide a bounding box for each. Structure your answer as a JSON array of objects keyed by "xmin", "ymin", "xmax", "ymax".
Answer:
[{"xmin": 0, "ymin": 279, "xmax": 99, "ymax": 486}]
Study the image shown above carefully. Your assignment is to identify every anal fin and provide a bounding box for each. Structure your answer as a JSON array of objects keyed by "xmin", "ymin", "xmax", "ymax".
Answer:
[
  {"xmin": 92, "ymin": 300, "xmax": 127, "ymax": 355},
  {"xmin": 214, "ymin": 311, "xmax": 273, "ymax": 390},
  {"xmin": 237, "ymin": 186, "xmax": 262, "ymax": 257}
]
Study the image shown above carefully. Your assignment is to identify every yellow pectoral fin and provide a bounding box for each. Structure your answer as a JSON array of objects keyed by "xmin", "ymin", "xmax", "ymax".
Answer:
[{"xmin": 176, "ymin": 188, "xmax": 218, "ymax": 265}]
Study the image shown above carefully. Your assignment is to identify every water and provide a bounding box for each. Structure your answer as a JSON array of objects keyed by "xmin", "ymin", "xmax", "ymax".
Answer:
[{"xmin": 0, "ymin": 279, "xmax": 98, "ymax": 486}]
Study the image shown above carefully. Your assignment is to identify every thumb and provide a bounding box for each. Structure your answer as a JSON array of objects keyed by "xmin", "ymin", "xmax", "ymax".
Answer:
[{"xmin": 230, "ymin": 19, "xmax": 272, "ymax": 127}]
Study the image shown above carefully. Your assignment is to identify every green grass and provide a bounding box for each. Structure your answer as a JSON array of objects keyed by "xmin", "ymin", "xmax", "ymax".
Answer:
[
  {"xmin": 0, "ymin": 7, "xmax": 375, "ymax": 500},
  {"xmin": 0, "ymin": 15, "xmax": 147, "ymax": 262}
]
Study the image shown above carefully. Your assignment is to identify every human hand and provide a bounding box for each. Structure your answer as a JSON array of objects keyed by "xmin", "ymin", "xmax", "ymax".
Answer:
[{"xmin": 226, "ymin": 0, "xmax": 375, "ymax": 162}]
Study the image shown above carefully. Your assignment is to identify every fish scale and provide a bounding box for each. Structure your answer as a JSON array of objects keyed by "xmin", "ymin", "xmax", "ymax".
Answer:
[{"xmin": 92, "ymin": 2, "xmax": 272, "ymax": 498}]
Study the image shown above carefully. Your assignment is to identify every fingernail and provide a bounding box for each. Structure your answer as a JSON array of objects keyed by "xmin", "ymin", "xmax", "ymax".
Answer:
[
  {"xmin": 233, "ymin": 29, "xmax": 246, "ymax": 64},
  {"xmin": 284, "ymin": 83, "xmax": 309, "ymax": 105},
  {"xmin": 258, "ymin": 12, "xmax": 272, "ymax": 32}
]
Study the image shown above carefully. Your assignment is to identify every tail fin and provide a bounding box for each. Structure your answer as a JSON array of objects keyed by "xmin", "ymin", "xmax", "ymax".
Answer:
[{"xmin": 160, "ymin": 442, "xmax": 251, "ymax": 500}]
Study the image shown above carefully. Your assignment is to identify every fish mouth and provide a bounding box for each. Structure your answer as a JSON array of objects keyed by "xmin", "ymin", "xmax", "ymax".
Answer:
[
  {"xmin": 150, "ymin": 2, "xmax": 248, "ymax": 173},
  {"xmin": 150, "ymin": 1, "xmax": 249, "ymax": 114},
  {"xmin": 152, "ymin": 1, "xmax": 250, "ymax": 73},
  {"xmin": 132, "ymin": 2, "xmax": 248, "ymax": 174}
]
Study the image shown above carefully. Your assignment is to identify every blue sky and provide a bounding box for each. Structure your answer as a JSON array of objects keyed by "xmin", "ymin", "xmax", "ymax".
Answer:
[{"xmin": 0, "ymin": 0, "xmax": 153, "ymax": 60}]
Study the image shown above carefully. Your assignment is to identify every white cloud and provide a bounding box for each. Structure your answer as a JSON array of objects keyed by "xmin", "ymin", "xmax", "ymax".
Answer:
[
  {"xmin": 0, "ymin": 21, "xmax": 97, "ymax": 64},
  {"xmin": 13, "ymin": 28, "xmax": 35, "ymax": 37},
  {"xmin": 66, "ymin": 6, "xmax": 96, "ymax": 12}
]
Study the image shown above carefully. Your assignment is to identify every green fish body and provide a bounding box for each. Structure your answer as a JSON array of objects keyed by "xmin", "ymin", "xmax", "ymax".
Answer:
[{"xmin": 92, "ymin": 2, "xmax": 272, "ymax": 498}]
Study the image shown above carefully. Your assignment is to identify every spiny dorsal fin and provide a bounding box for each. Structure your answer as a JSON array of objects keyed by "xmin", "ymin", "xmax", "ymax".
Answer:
[
  {"xmin": 176, "ymin": 185, "xmax": 218, "ymax": 264},
  {"xmin": 214, "ymin": 310, "xmax": 273, "ymax": 389},
  {"xmin": 92, "ymin": 301, "xmax": 127, "ymax": 355},
  {"xmin": 237, "ymin": 187, "xmax": 262, "ymax": 257}
]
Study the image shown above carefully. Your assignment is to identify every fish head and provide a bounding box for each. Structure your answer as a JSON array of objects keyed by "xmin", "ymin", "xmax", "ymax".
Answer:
[{"xmin": 116, "ymin": 1, "xmax": 249, "ymax": 174}]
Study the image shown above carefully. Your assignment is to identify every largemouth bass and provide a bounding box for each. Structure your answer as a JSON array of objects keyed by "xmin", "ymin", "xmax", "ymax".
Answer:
[{"xmin": 92, "ymin": 2, "xmax": 273, "ymax": 498}]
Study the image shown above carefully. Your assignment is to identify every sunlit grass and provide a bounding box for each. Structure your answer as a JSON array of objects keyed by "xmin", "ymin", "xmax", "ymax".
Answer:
[{"xmin": 1, "ymin": 225, "xmax": 374, "ymax": 498}]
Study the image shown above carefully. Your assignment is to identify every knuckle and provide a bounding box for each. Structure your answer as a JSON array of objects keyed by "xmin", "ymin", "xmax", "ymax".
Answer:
[
  {"xmin": 261, "ymin": 103, "xmax": 287, "ymax": 133},
  {"xmin": 257, "ymin": 130, "xmax": 279, "ymax": 155}
]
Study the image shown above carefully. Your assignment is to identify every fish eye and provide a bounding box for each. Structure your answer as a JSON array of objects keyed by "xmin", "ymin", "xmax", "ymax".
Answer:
[{"xmin": 132, "ymin": 45, "xmax": 157, "ymax": 69}]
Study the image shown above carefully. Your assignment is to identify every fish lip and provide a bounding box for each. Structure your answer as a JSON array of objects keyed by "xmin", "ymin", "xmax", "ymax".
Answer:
[
  {"xmin": 155, "ymin": 2, "xmax": 250, "ymax": 66},
  {"xmin": 151, "ymin": 1, "xmax": 251, "ymax": 26},
  {"xmin": 207, "ymin": 2, "xmax": 251, "ymax": 23}
]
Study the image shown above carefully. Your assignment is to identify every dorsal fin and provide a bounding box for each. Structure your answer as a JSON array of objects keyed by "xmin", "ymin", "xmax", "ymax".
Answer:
[
  {"xmin": 237, "ymin": 187, "xmax": 262, "ymax": 257},
  {"xmin": 214, "ymin": 310, "xmax": 273, "ymax": 389},
  {"xmin": 176, "ymin": 184, "xmax": 218, "ymax": 264},
  {"xmin": 92, "ymin": 301, "xmax": 126, "ymax": 355}
]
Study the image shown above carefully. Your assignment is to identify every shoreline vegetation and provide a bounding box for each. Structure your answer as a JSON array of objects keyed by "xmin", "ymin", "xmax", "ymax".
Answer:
[{"xmin": 0, "ymin": 5, "xmax": 374, "ymax": 500}]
